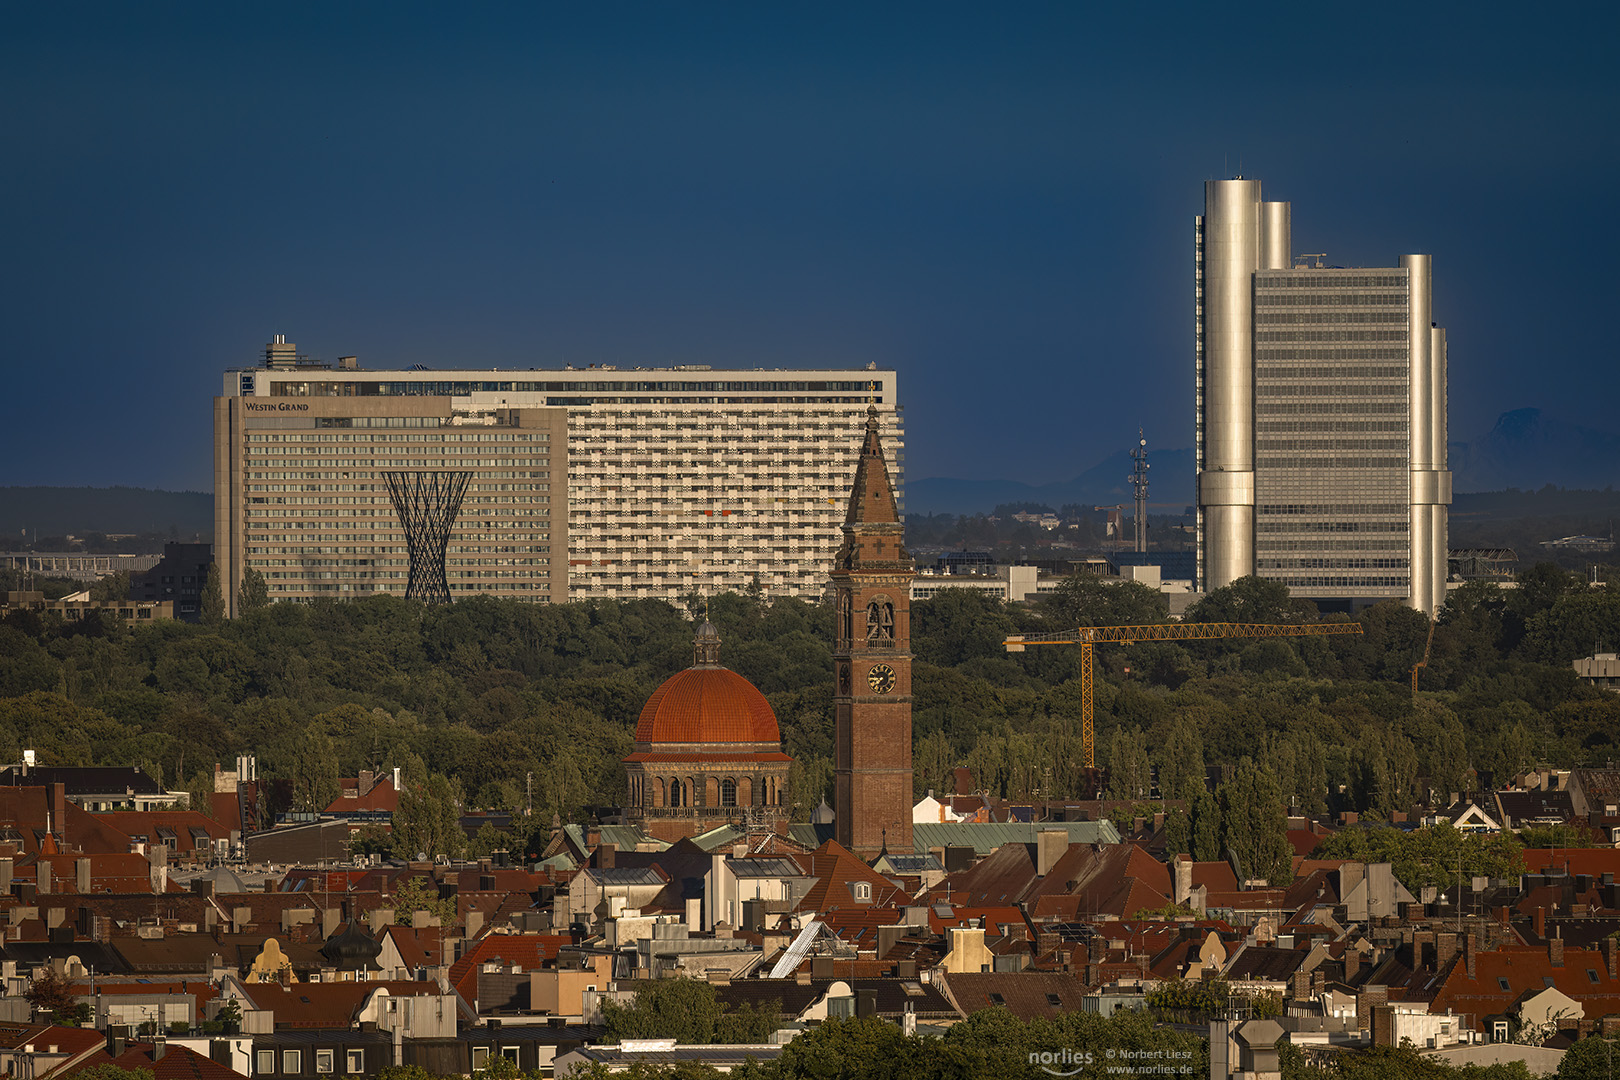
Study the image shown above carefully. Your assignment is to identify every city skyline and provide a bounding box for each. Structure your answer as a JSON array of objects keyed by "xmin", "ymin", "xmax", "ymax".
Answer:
[{"xmin": 3, "ymin": 5, "xmax": 1616, "ymax": 494}]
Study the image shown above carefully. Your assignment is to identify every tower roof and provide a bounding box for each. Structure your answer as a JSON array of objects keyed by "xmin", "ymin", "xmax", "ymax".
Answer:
[{"xmin": 844, "ymin": 407, "xmax": 900, "ymax": 526}]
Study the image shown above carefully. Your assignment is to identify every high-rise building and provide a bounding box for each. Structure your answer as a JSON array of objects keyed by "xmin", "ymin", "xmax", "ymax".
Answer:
[
  {"xmin": 831, "ymin": 409, "xmax": 914, "ymax": 857},
  {"xmin": 215, "ymin": 339, "xmax": 901, "ymax": 612},
  {"xmin": 1195, "ymin": 179, "xmax": 1450, "ymax": 614}
]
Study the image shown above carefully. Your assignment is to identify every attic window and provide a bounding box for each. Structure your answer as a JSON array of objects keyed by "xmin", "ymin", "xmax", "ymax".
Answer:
[
  {"xmin": 1498, "ymin": 978, "xmax": 1511, "ymax": 991},
  {"xmin": 853, "ymin": 882, "xmax": 872, "ymax": 902},
  {"xmin": 1046, "ymin": 994, "xmax": 1063, "ymax": 1007},
  {"xmin": 1590, "ymin": 969, "xmax": 1603, "ymax": 984},
  {"xmin": 989, "ymin": 993, "xmax": 1006, "ymax": 1006}
]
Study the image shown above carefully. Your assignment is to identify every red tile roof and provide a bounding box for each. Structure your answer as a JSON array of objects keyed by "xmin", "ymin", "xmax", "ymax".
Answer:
[
  {"xmin": 1431, "ymin": 944, "xmax": 1620, "ymax": 1026},
  {"xmin": 792, "ymin": 841, "xmax": 912, "ymax": 913},
  {"xmin": 447, "ymin": 934, "xmax": 573, "ymax": 1001}
]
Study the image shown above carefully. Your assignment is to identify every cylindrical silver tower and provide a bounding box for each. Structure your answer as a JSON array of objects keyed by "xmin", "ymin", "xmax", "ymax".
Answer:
[
  {"xmin": 1402, "ymin": 254, "xmax": 1450, "ymax": 616},
  {"xmin": 1197, "ymin": 180, "xmax": 1271, "ymax": 590},
  {"xmin": 1430, "ymin": 326, "xmax": 1451, "ymax": 615},
  {"xmin": 1259, "ymin": 200, "xmax": 1291, "ymax": 271}
]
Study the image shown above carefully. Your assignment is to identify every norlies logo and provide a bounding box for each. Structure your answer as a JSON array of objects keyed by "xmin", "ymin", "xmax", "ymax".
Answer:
[{"xmin": 1030, "ymin": 1049, "xmax": 1093, "ymax": 1076}]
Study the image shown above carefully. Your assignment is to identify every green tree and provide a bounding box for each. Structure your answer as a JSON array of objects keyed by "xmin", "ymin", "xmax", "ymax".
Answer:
[
  {"xmin": 1185, "ymin": 575, "xmax": 1309, "ymax": 624},
  {"xmin": 1042, "ymin": 575, "xmax": 1168, "ymax": 628},
  {"xmin": 1187, "ymin": 779, "xmax": 1222, "ymax": 863},
  {"xmin": 392, "ymin": 772, "xmax": 466, "ymax": 860},
  {"xmin": 90, "ymin": 570, "xmax": 131, "ymax": 603},
  {"xmin": 26, "ymin": 967, "xmax": 90, "ymax": 1025},
  {"xmin": 200, "ymin": 563, "xmax": 225, "ymax": 626},
  {"xmin": 63, "ymin": 1068, "xmax": 157, "ymax": 1080},
  {"xmin": 238, "ymin": 567, "xmax": 270, "ymax": 613},
  {"xmin": 1106, "ymin": 726, "xmax": 1151, "ymax": 800},
  {"xmin": 1154, "ymin": 713, "xmax": 1205, "ymax": 802},
  {"xmin": 1559, "ymin": 1035, "xmax": 1620, "ymax": 1080},
  {"xmin": 602, "ymin": 978, "xmax": 725, "ymax": 1045},
  {"xmin": 1218, "ymin": 759, "xmax": 1292, "ymax": 884},
  {"xmin": 387, "ymin": 875, "xmax": 457, "ymax": 926}
]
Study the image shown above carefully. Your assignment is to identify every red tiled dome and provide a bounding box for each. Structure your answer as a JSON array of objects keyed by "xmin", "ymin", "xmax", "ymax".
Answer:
[{"xmin": 635, "ymin": 667, "xmax": 781, "ymax": 745}]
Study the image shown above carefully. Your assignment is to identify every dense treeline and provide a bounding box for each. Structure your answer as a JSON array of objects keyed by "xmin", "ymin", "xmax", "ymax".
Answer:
[{"xmin": 3, "ymin": 563, "xmax": 1620, "ymax": 860}]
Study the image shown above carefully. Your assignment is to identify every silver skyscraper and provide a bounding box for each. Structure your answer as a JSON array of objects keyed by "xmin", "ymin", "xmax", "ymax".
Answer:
[{"xmin": 1195, "ymin": 179, "xmax": 1450, "ymax": 615}]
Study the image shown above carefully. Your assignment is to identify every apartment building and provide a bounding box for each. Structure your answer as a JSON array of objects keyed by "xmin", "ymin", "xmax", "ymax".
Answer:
[{"xmin": 215, "ymin": 339, "xmax": 901, "ymax": 611}]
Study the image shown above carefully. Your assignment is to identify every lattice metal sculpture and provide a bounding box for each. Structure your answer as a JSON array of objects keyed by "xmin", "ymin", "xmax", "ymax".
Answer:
[{"xmin": 383, "ymin": 471, "xmax": 472, "ymax": 605}]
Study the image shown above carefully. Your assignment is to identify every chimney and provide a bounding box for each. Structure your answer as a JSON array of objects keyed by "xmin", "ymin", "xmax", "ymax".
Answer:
[
  {"xmin": 1465, "ymin": 933, "xmax": 1478, "ymax": 979},
  {"xmin": 1345, "ymin": 947, "xmax": 1361, "ymax": 982},
  {"xmin": 76, "ymin": 858, "xmax": 90, "ymax": 895},
  {"xmin": 1356, "ymin": 984, "xmax": 1388, "ymax": 1032},
  {"xmin": 597, "ymin": 844, "xmax": 616, "ymax": 870},
  {"xmin": 37, "ymin": 859, "xmax": 51, "ymax": 895},
  {"xmin": 51, "ymin": 783, "xmax": 66, "ymax": 836},
  {"xmin": 1550, "ymin": 932, "xmax": 1564, "ymax": 968},
  {"xmin": 1413, "ymin": 930, "xmax": 1435, "ymax": 970},
  {"xmin": 1036, "ymin": 829, "xmax": 1066, "ymax": 878},
  {"xmin": 1534, "ymin": 907, "xmax": 1546, "ymax": 940},
  {"xmin": 1436, "ymin": 932, "xmax": 1458, "ymax": 970},
  {"xmin": 0, "ymin": 857, "xmax": 12, "ymax": 895},
  {"xmin": 1603, "ymin": 936, "xmax": 1619, "ymax": 980}
]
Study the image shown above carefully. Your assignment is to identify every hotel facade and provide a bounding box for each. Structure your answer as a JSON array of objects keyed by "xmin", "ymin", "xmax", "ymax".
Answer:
[{"xmin": 214, "ymin": 339, "xmax": 901, "ymax": 614}]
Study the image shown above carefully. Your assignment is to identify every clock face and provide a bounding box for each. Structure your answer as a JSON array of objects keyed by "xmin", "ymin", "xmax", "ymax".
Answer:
[{"xmin": 867, "ymin": 663, "xmax": 896, "ymax": 694}]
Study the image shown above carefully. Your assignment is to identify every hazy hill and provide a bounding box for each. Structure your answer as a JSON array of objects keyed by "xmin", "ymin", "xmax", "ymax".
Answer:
[
  {"xmin": 1451, "ymin": 408, "xmax": 1620, "ymax": 493},
  {"xmin": 0, "ymin": 487, "xmax": 213, "ymax": 541}
]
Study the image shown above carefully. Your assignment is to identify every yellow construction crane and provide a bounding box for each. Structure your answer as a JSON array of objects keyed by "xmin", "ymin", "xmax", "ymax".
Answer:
[{"xmin": 1004, "ymin": 622, "xmax": 1364, "ymax": 768}]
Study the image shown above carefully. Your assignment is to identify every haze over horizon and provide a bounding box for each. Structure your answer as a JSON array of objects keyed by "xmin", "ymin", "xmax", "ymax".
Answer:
[{"xmin": 3, "ymin": 3, "xmax": 1615, "ymax": 494}]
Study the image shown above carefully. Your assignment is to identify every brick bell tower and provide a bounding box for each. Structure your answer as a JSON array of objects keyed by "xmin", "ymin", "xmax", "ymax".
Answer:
[{"xmin": 831, "ymin": 407, "xmax": 914, "ymax": 856}]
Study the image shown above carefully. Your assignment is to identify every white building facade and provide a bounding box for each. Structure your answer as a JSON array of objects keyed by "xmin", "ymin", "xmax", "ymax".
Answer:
[{"xmin": 216, "ymin": 341, "xmax": 901, "ymax": 609}]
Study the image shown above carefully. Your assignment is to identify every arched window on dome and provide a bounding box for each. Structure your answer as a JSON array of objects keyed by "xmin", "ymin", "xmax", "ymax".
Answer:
[
  {"xmin": 721, "ymin": 778, "xmax": 737, "ymax": 807},
  {"xmin": 705, "ymin": 776, "xmax": 720, "ymax": 807},
  {"xmin": 654, "ymin": 777, "xmax": 666, "ymax": 808},
  {"xmin": 669, "ymin": 778, "xmax": 684, "ymax": 809},
  {"xmin": 738, "ymin": 776, "xmax": 753, "ymax": 808}
]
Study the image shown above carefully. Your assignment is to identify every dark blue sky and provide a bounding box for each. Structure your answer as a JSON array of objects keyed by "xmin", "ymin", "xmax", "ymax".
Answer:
[{"xmin": 4, "ymin": 3, "xmax": 1616, "ymax": 492}]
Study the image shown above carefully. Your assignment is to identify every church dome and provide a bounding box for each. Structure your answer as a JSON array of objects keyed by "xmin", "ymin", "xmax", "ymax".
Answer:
[
  {"xmin": 635, "ymin": 667, "xmax": 780, "ymax": 745},
  {"xmin": 634, "ymin": 619, "xmax": 780, "ymax": 745}
]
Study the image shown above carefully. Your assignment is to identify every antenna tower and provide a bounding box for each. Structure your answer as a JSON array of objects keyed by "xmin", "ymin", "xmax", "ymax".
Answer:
[{"xmin": 1129, "ymin": 431, "xmax": 1150, "ymax": 554}]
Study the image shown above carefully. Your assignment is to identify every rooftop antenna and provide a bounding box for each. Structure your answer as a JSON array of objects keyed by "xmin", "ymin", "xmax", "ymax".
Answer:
[{"xmin": 1129, "ymin": 431, "xmax": 1150, "ymax": 554}]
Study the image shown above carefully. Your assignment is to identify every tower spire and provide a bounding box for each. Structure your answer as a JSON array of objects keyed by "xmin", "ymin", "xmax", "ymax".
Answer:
[{"xmin": 844, "ymin": 407, "xmax": 901, "ymax": 526}]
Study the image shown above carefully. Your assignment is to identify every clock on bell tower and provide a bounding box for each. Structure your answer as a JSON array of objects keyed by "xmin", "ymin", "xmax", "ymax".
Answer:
[{"xmin": 830, "ymin": 407, "xmax": 914, "ymax": 857}]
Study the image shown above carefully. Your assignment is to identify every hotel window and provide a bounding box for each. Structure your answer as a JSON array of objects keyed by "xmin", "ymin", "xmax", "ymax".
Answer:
[
  {"xmin": 316, "ymin": 1050, "xmax": 334, "ymax": 1073},
  {"xmin": 472, "ymin": 1049, "xmax": 489, "ymax": 1069},
  {"xmin": 346, "ymin": 1051, "xmax": 363, "ymax": 1073},
  {"xmin": 283, "ymin": 1051, "xmax": 302, "ymax": 1074},
  {"xmin": 256, "ymin": 1051, "xmax": 275, "ymax": 1075}
]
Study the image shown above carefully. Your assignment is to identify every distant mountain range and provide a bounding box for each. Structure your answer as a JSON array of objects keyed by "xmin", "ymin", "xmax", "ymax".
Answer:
[
  {"xmin": 1449, "ymin": 409, "xmax": 1620, "ymax": 493},
  {"xmin": 907, "ymin": 409, "xmax": 1620, "ymax": 517}
]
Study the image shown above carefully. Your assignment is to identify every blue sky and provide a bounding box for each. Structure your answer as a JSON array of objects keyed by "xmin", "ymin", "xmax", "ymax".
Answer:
[{"xmin": 3, "ymin": 2, "xmax": 1616, "ymax": 491}]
